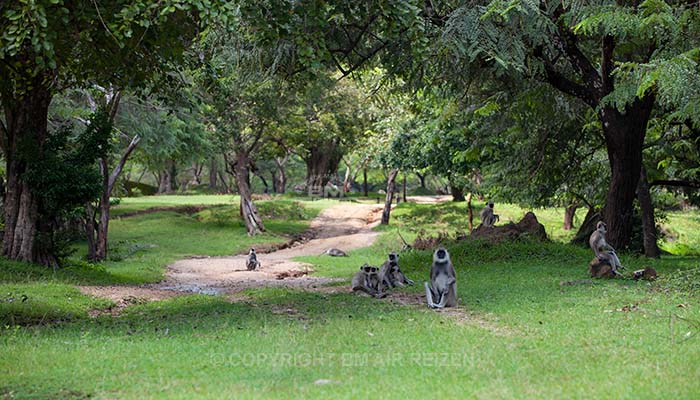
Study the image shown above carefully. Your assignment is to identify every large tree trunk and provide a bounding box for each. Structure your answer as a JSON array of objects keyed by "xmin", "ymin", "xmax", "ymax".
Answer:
[
  {"xmin": 563, "ymin": 205, "xmax": 577, "ymax": 231},
  {"xmin": 381, "ymin": 169, "xmax": 399, "ymax": 225},
  {"xmin": 599, "ymin": 96, "xmax": 655, "ymax": 249},
  {"xmin": 637, "ymin": 166, "xmax": 660, "ymax": 258},
  {"xmin": 1, "ymin": 83, "xmax": 57, "ymax": 266},
  {"xmin": 450, "ymin": 181, "xmax": 465, "ymax": 202},
  {"xmin": 232, "ymin": 154, "xmax": 265, "ymax": 235},
  {"xmin": 304, "ymin": 141, "xmax": 342, "ymax": 195}
]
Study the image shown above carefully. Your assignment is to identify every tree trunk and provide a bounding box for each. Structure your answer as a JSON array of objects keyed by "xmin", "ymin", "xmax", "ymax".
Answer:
[
  {"xmin": 158, "ymin": 160, "xmax": 177, "ymax": 194},
  {"xmin": 599, "ymin": 97, "xmax": 655, "ymax": 249},
  {"xmin": 304, "ymin": 141, "xmax": 341, "ymax": 194},
  {"xmin": 563, "ymin": 205, "xmax": 577, "ymax": 231},
  {"xmin": 363, "ymin": 167, "xmax": 368, "ymax": 196},
  {"xmin": 416, "ymin": 172, "xmax": 426, "ymax": 188},
  {"xmin": 466, "ymin": 193, "xmax": 474, "ymax": 231},
  {"xmin": 256, "ymin": 172, "xmax": 269, "ymax": 194},
  {"xmin": 1, "ymin": 83, "xmax": 57, "ymax": 266},
  {"xmin": 217, "ymin": 171, "xmax": 231, "ymax": 193},
  {"xmin": 381, "ymin": 169, "xmax": 399, "ymax": 225},
  {"xmin": 87, "ymin": 135, "xmax": 140, "ymax": 262},
  {"xmin": 233, "ymin": 154, "xmax": 265, "ymax": 235},
  {"xmin": 209, "ymin": 158, "xmax": 218, "ymax": 190},
  {"xmin": 85, "ymin": 203, "xmax": 97, "ymax": 261},
  {"xmin": 95, "ymin": 181, "xmax": 111, "ymax": 261},
  {"xmin": 450, "ymin": 182, "xmax": 465, "ymax": 202},
  {"xmin": 274, "ymin": 156, "xmax": 288, "ymax": 194},
  {"xmin": 637, "ymin": 166, "xmax": 660, "ymax": 258},
  {"xmin": 402, "ymin": 173, "xmax": 407, "ymax": 202},
  {"xmin": 571, "ymin": 207, "xmax": 602, "ymax": 246}
]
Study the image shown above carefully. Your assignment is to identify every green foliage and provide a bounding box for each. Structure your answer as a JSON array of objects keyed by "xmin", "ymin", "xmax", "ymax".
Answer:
[{"xmin": 23, "ymin": 109, "xmax": 111, "ymax": 216}]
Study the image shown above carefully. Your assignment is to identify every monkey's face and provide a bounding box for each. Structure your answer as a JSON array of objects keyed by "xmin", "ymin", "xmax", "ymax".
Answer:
[
  {"xmin": 435, "ymin": 248, "xmax": 447, "ymax": 260},
  {"xmin": 388, "ymin": 253, "xmax": 398, "ymax": 262},
  {"xmin": 597, "ymin": 221, "xmax": 607, "ymax": 233}
]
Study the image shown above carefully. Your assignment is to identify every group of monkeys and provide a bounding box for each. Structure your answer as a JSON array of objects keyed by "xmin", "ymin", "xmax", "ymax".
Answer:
[
  {"xmin": 351, "ymin": 248, "xmax": 458, "ymax": 309},
  {"xmin": 243, "ymin": 203, "xmax": 638, "ymax": 310}
]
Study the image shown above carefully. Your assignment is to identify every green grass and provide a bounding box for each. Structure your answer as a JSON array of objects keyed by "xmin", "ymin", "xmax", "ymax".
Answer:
[{"xmin": 1, "ymin": 197, "xmax": 700, "ymax": 399}]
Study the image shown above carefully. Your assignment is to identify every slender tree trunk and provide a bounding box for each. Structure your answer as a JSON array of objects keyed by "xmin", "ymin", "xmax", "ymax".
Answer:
[
  {"xmin": 216, "ymin": 170, "xmax": 230, "ymax": 193},
  {"xmin": 1, "ymin": 82, "xmax": 57, "ymax": 266},
  {"xmin": 466, "ymin": 193, "xmax": 474, "ymax": 231},
  {"xmin": 563, "ymin": 205, "xmax": 577, "ymax": 231},
  {"xmin": 274, "ymin": 156, "xmax": 288, "ymax": 194},
  {"xmin": 599, "ymin": 97, "xmax": 655, "ymax": 249},
  {"xmin": 402, "ymin": 173, "xmax": 407, "ymax": 202},
  {"xmin": 87, "ymin": 135, "xmax": 140, "ymax": 262},
  {"xmin": 233, "ymin": 154, "xmax": 265, "ymax": 235},
  {"xmin": 209, "ymin": 158, "xmax": 218, "ymax": 190},
  {"xmin": 363, "ymin": 167, "xmax": 368, "ymax": 196},
  {"xmin": 416, "ymin": 172, "xmax": 426, "ymax": 188},
  {"xmin": 256, "ymin": 172, "xmax": 269, "ymax": 194},
  {"xmin": 637, "ymin": 166, "xmax": 660, "ymax": 258},
  {"xmin": 85, "ymin": 203, "xmax": 97, "ymax": 261},
  {"xmin": 381, "ymin": 169, "xmax": 399, "ymax": 225}
]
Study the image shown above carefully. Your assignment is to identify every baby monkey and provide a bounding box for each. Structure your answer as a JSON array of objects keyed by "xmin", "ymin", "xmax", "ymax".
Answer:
[
  {"xmin": 352, "ymin": 264, "xmax": 386, "ymax": 298},
  {"xmin": 246, "ymin": 248, "xmax": 261, "ymax": 271}
]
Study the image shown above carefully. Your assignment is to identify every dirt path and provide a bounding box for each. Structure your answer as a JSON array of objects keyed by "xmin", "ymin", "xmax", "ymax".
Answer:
[{"xmin": 132, "ymin": 203, "xmax": 385, "ymax": 297}]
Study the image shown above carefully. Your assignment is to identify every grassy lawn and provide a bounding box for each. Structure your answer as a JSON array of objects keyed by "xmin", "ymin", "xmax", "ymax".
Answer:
[{"xmin": 2, "ymin": 197, "xmax": 699, "ymax": 399}]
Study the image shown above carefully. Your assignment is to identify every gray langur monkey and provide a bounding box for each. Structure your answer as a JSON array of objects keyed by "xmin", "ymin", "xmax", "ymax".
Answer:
[
  {"xmin": 323, "ymin": 248, "xmax": 348, "ymax": 257},
  {"xmin": 351, "ymin": 264, "xmax": 386, "ymax": 298},
  {"xmin": 425, "ymin": 247, "xmax": 457, "ymax": 308},
  {"xmin": 246, "ymin": 248, "xmax": 261, "ymax": 271},
  {"xmin": 378, "ymin": 252, "xmax": 414, "ymax": 291},
  {"xmin": 589, "ymin": 221, "xmax": 625, "ymax": 277},
  {"xmin": 480, "ymin": 201, "xmax": 500, "ymax": 227}
]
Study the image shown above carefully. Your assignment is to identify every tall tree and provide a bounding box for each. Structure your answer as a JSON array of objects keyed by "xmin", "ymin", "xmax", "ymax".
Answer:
[
  {"xmin": 438, "ymin": 0, "xmax": 700, "ymax": 248},
  {"xmin": 0, "ymin": 0, "xmax": 235, "ymax": 265}
]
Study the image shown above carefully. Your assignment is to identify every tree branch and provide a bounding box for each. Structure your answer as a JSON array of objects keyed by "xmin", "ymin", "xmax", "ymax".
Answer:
[
  {"xmin": 107, "ymin": 135, "xmax": 141, "ymax": 193},
  {"xmin": 537, "ymin": 54, "xmax": 598, "ymax": 108},
  {"xmin": 649, "ymin": 180, "xmax": 700, "ymax": 189}
]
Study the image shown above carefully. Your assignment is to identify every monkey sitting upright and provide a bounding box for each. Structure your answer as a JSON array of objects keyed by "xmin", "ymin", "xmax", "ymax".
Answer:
[
  {"xmin": 589, "ymin": 221, "xmax": 624, "ymax": 277},
  {"xmin": 246, "ymin": 248, "xmax": 261, "ymax": 271},
  {"xmin": 480, "ymin": 201, "xmax": 499, "ymax": 227},
  {"xmin": 425, "ymin": 247, "xmax": 457, "ymax": 309},
  {"xmin": 378, "ymin": 252, "xmax": 414, "ymax": 291},
  {"xmin": 352, "ymin": 264, "xmax": 386, "ymax": 298}
]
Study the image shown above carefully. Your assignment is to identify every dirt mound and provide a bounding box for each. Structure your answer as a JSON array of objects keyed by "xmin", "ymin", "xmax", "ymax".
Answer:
[{"xmin": 469, "ymin": 212, "xmax": 548, "ymax": 242}]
